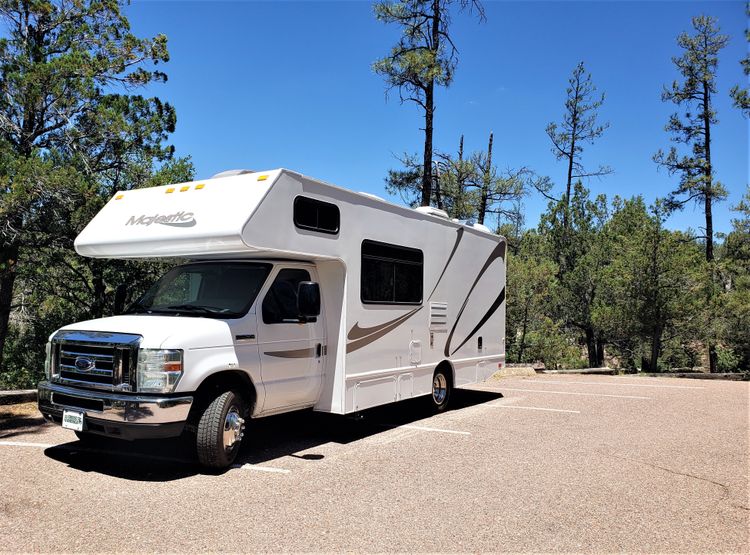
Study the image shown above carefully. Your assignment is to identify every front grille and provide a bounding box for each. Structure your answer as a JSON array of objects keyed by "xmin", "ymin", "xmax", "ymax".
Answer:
[
  {"xmin": 59, "ymin": 345, "xmax": 116, "ymax": 384},
  {"xmin": 50, "ymin": 330, "xmax": 142, "ymax": 392}
]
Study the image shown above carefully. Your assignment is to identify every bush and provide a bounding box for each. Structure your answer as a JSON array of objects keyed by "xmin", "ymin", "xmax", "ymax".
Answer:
[{"xmin": 716, "ymin": 345, "xmax": 741, "ymax": 373}]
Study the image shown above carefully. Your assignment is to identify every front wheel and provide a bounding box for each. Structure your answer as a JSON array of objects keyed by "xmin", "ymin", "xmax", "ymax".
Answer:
[
  {"xmin": 196, "ymin": 389, "xmax": 247, "ymax": 469},
  {"xmin": 431, "ymin": 367, "xmax": 452, "ymax": 412}
]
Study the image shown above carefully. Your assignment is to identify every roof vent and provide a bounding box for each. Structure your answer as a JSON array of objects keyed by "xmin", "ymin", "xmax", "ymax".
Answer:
[
  {"xmin": 359, "ymin": 192, "xmax": 385, "ymax": 201},
  {"xmin": 414, "ymin": 206, "xmax": 450, "ymax": 219},
  {"xmin": 471, "ymin": 223, "xmax": 492, "ymax": 234},
  {"xmin": 211, "ymin": 169, "xmax": 255, "ymax": 179}
]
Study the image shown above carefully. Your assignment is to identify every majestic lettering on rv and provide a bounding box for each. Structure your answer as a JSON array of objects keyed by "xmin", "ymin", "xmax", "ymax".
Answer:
[{"xmin": 125, "ymin": 211, "xmax": 196, "ymax": 228}]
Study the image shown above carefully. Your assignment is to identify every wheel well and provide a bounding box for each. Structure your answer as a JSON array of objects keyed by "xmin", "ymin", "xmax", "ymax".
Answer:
[
  {"xmin": 435, "ymin": 360, "xmax": 455, "ymax": 387},
  {"xmin": 188, "ymin": 370, "xmax": 257, "ymax": 426}
]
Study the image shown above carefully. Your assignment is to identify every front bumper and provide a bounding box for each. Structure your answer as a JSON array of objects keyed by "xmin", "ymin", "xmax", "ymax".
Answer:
[{"xmin": 38, "ymin": 381, "xmax": 193, "ymax": 440}]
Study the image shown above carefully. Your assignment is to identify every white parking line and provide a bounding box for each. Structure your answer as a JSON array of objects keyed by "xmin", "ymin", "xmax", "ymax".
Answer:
[
  {"xmin": 235, "ymin": 463, "xmax": 291, "ymax": 474},
  {"xmin": 521, "ymin": 379, "xmax": 704, "ymax": 390},
  {"xmin": 488, "ymin": 404, "xmax": 581, "ymax": 414},
  {"xmin": 388, "ymin": 424, "xmax": 472, "ymax": 436},
  {"xmin": 479, "ymin": 386, "xmax": 651, "ymax": 400},
  {"xmin": 0, "ymin": 440, "xmax": 54, "ymax": 448}
]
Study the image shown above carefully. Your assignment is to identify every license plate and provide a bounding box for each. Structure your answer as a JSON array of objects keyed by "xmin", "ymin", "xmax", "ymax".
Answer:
[{"xmin": 62, "ymin": 410, "xmax": 84, "ymax": 432}]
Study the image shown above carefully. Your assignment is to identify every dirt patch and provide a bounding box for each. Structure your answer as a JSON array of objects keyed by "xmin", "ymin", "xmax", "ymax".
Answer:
[
  {"xmin": 0, "ymin": 402, "xmax": 46, "ymax": 439},
  {"xmin": 0, "ymin": 402, "xmax": 38, "ymax": 418}
]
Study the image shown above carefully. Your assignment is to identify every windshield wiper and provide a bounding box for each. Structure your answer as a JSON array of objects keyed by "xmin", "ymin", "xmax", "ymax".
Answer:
[{"xmin": 166, "ymin": 304, "xmax": 223, "ymax": 314}]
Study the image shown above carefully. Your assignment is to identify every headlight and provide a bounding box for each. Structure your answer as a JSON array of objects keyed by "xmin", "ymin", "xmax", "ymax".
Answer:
[
  {"xmin": 44, "ymin": 342, "xmax": 52, "ymax": 379},
  {"xmin": 136, "ymin": 349, "xmax": 183, "ymax": 393}
]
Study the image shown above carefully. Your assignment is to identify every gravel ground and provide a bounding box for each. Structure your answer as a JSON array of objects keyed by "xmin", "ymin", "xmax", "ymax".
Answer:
[{"xmin": 0, "ymin": 374, "xmax": 747, "ymax": 553}]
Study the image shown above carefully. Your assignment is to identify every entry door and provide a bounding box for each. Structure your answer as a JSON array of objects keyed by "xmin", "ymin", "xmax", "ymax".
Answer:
[{"xmin": 256, "ymin": 267, "xmax": 325, "ymax": 412}]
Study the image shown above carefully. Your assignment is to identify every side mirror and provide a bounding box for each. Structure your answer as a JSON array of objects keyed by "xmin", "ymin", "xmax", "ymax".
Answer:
[{"xmin": 297, "ymin": 281, "xmax": 321, "ymax": 318}]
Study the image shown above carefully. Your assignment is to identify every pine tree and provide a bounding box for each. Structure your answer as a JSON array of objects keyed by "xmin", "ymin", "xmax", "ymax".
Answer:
[
  {"xmin": 373, "ymin": 0, "xmax": 484, "ymax": 206},
  {"xmin": 654, "ymin": 14, "xmax": 729, "ymax": 372}
]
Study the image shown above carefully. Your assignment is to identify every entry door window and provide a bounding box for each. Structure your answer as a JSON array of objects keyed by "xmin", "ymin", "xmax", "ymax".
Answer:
[{"xmin": 262, "ymin": 269, "xmax": 312, "ymax": 324}]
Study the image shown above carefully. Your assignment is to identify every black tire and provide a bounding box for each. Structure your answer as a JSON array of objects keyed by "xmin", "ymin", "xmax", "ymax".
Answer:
[
  {"xmin": 430, "ymin": 367, "xmax": 452, "ymax": 412},
  {"xmin": 196, "ymin": 389, "xmax": 247, "ymax": 469}
]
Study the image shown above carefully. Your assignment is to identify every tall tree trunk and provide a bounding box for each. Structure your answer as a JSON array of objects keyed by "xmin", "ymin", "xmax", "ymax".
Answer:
[
  {"xmin": 478, "ymin": 132, "xmax": 492, "ymax": 224},
  {"xmin": 421, "ymin": 82, "xmax": 434, "ymax": 207},
  {"xmin": 584, "ymin": 327, "xmax": 597, "ymax": 368},
  {"xmin": 0, "ymin": 245, "xmax": 19, "ymax": 371},
  {"xmin": 702, "ymin": 79, "xmax": 718, "ymax": 373},
  {"xmin": 517, "ymin": 302, "xmax": 529, "ymax": 363},
  {"xmin": 596, "ymin": 338, "xmax": 605, "ymax": 367},
  {"xmin": 650, "ymin": 325, "xmax": 662, "ymax": 372},
  {"xmin": 433, "ymin": 167, "xmax": 443, "ymax": 210},
  {"xmin": 90, "ymin": 262, "xmax": 106, "ymax": 320},
  {"xmin": 420, "ymin": 0, "xmax": 441, "ymax": 207}
]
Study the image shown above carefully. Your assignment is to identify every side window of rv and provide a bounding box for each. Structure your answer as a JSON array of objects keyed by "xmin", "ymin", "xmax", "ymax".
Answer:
[
  {"xmin": 294, "ymin": 196, "xmax": 340, "ymax": 234},
  {"xmin": 361, "ymin": 240, "xmax": 423, "ymax": 305},
  {"xmin": 262, "ymin": 269, "xmax": 312, "ymax": 324}
]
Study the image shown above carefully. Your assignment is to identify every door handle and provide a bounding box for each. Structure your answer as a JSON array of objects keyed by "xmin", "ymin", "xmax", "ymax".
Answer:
[{"xmin": 315, "ymin": 343, "xmax": 322, "ymax": 358}]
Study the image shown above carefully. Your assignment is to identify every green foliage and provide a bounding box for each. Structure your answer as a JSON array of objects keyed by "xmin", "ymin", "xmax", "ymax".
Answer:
[
  {"xmin": 0, "ymin": 1, "xmax": 194, "ymax": 386},
  {"xmin": 372, "ymin": 0, "xmax": 467, "ymax": 100},
  {"xmin": 715, "ymin": 187, "xmax": 750, "ymax": 371},
  {"xmin": 594, "ymin": 197, "xmax": 705, "ymax": 370},
  {"xmin": 729, "ymin": 3, "xmax": 749, "ymax": 116},
  {"xmin": 715, "ymin": 345, "xmax": 741, "ymax": 373}
]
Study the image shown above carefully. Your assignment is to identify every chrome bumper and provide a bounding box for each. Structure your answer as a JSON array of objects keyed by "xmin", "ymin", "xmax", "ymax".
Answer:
[{"xmin": 38, "ymin": 381, "xmax": 192, "ymax": 425}]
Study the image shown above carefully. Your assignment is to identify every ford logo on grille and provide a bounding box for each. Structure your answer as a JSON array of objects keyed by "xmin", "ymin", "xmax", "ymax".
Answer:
[{"xmin": 74, "ymin": 356, "xmax": 95, "ymax": 372}]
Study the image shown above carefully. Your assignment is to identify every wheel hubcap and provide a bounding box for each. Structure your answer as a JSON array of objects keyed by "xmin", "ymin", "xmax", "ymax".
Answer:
[
  {"xmin": 433, "ymin": 373, "xmax": 447, "ymax": 404},
  {"xmin": 222, "ymin": 406, "xmax": 245, "ymax": 451}
]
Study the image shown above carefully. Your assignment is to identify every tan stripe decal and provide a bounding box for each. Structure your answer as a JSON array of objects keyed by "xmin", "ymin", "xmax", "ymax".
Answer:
[{"xmin": 264, "ymin": 347, "xmax": 316, "ymax": 358}]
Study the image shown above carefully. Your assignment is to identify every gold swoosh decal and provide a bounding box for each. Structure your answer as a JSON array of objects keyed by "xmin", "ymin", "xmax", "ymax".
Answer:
[{"xmin": 346, "ymin": 306, "xmax": 422, "ymax": 353}]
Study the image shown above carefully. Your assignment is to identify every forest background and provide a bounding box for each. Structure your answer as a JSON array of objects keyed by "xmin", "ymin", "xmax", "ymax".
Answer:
[{"xmin": 0, "ymin": 0, "xmax": 747, "ymax": 388}]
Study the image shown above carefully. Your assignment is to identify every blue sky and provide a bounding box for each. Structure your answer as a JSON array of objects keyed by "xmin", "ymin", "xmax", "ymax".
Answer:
[{"xmin": 126, "ymin": 0, "xmax": 748, "ymax": 235}]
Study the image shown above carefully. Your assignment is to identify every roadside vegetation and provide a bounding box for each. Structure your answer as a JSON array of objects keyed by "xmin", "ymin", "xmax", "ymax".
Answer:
[{"xmin": 0, "ymin": 1, "xmax": 747, "ymax": 388}]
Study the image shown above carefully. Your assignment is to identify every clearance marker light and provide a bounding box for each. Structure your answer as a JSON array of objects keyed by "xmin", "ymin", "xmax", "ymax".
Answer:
[
  {"xmin": 115, "ymin": 194, "xmax": 124, "ymax": 200},
  {"xmin": 195, "ymin": 184, "xmax": 205, "ymax": 190},
  {"xmin": 180, "ymin": 186, "xmax": 189, "ymax": 192},
  {"xmin": 257, "ymin": 175, "xmax": 268, "ymax": 181},
  {"xmin": 166, "ymin": 188, "xmax": 175, "ymax": 194}
]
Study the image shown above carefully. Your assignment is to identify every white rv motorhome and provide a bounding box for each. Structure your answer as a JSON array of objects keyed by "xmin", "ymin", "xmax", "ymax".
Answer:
[{"xmin": 38, "ymin": 169, "xmax": 507, "ymax": 468}]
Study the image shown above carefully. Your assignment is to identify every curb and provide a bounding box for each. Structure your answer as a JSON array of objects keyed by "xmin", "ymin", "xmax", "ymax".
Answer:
[
  {"xmin": 536, "ymin": 368, "xmax": 617, "ymax": 376},
  {"xmin": 0, "ymin": 390, "xmax": 37, "ymax": 405},
  {"xmin": 636, "ymin": 372, "xmax": 749, "ymax": 381}
]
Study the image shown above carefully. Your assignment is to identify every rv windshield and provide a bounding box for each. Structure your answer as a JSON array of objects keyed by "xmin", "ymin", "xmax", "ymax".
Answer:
[{"xmin": 126, "ymin": 262, "xmax": 272, "ymax": 318}]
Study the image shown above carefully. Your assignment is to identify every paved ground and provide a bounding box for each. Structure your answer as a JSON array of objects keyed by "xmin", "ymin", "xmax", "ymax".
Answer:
[{"xmin": 0, "ymin": 374, "xmax": 747, "ymax": 553}]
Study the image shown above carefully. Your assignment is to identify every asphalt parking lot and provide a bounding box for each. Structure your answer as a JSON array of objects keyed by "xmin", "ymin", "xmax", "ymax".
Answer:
[{"xmin": 0, "ymin": 374, "xmax": 748, "ymax": 553}]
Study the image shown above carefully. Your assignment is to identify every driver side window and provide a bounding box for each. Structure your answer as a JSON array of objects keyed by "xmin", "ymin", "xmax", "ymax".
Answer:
[{"xmin": 262, "ymin": 269, "xmax": 312, "ymax": 324}]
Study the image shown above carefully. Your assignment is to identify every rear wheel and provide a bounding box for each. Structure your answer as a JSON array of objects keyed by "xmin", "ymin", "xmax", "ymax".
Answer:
[
  {"xmin": 196, "ymin": 389, "xmax": 247, "ymax": 469},
  {"xmin": 431, "ymin": 367, "xmax": 452, "ymax": 412}
]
